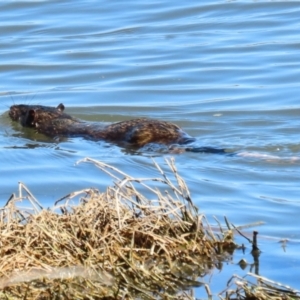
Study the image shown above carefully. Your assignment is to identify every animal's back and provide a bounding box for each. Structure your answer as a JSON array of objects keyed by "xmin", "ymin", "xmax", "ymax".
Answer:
[{"xmin": 101, "ymin": 118, "xmax": 195, "ymax": 146}]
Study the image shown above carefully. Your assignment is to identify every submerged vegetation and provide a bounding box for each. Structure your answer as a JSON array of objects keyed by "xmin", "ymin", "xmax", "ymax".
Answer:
[
  {"xmin": 0, "ymin": 157, "xmax": 298, "ymax": 299},
  {"xmin": 221, "ymin": 273, "xmax": 300, "ymax": 300}
]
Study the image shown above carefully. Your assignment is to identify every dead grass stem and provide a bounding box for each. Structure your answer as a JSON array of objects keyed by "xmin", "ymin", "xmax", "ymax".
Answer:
[{"xmin": 0, "ymin": 157, "xmax": 295, "ymax": 299}]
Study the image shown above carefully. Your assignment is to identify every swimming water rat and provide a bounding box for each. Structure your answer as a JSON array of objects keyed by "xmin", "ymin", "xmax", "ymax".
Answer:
[{"xmin": 9, "ymin": 103, "xmax": 226, "ymax": 154}]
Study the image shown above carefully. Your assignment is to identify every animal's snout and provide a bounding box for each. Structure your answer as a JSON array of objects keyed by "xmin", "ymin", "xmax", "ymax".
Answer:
[{"xmin": 8, "ymin": 107, "xmax": 18, "ymax": 121}]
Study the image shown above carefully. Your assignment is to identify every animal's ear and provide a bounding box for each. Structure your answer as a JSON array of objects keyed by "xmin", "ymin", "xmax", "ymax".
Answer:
[{"xmin": 57, "ymin": 103, "xmax": 65, "ymax": 112}]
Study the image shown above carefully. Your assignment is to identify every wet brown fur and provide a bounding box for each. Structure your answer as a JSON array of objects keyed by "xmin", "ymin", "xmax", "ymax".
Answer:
[{"xmin": 9, "ymin": 104, "xmax": 195, "ymax": 148}]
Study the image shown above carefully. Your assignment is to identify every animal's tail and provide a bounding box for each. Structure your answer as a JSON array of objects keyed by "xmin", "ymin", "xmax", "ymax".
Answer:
[{"xmin": 185, "ymin": 146, "xmax": 229, "ymax": 154}]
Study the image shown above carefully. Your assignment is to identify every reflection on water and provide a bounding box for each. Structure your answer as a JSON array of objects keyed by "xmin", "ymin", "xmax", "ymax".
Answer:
[{"xmin": 1, "ymin": 0, "xmax": 300, "ymax": 296}]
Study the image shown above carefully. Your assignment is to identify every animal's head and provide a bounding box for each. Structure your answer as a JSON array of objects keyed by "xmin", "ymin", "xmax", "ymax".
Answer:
[{"xmin": 9, "ymin": 103, "xmax": 66, "ymax": 127}]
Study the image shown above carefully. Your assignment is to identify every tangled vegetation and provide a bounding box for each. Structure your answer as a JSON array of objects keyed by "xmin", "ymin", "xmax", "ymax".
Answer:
[
  {"xmin": 221, "ymin": 273, "xmax": 300, "ymax": 300},
  {"xmin": 0, "ymin": 157, "xmax": 298, "ymax": 299}
]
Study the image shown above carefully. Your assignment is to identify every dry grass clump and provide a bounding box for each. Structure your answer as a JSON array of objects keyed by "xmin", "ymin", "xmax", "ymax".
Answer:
[
  {"xmin": 0, "ymin": 157, "xmax": 236, "ymax": 299},
  {"xmin": 221, "ymin": 273, "xmax": 300, "ymax": 300}
]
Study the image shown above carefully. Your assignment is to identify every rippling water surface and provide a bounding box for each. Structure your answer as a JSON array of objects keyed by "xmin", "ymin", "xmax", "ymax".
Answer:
[{"xmin": 1, "ymin": 0, "xmax": 300, "ymax": 297}]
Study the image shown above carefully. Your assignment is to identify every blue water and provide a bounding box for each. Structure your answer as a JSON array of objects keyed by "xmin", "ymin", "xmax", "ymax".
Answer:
[{"xmin": 1, "ymin": 0, "xmax": 300, "ymax": 297}]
